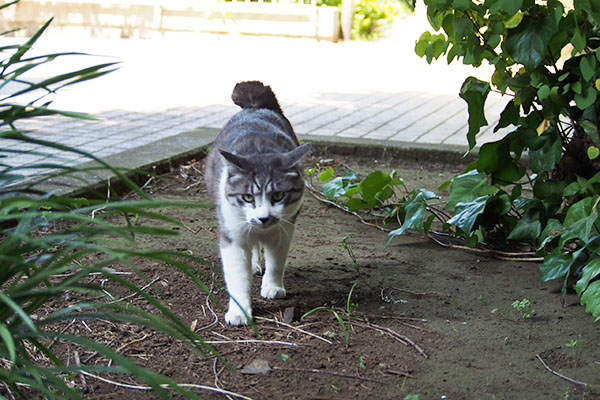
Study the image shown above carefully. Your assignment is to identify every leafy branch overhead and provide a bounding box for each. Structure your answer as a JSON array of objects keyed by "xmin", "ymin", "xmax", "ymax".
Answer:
[{"xmin": 316, "ymin": 0, "xmax": 600, "ymax": 320}]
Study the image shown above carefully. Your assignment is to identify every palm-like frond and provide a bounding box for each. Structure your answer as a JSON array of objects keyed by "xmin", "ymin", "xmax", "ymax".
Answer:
[{"xmin": 0, "ymin": 2, "xmax": 217, "ymax": 398}]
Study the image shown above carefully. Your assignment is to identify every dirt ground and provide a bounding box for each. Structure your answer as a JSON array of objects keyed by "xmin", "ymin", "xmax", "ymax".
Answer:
[{"xmin": 46, "ymin": 149, "xmax": 600, "ymax": 399}]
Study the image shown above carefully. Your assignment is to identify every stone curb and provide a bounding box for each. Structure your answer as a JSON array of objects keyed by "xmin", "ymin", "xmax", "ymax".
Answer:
[{"xmin": 40, "ymin": 128, "xmax": 478, "ymax": 198}]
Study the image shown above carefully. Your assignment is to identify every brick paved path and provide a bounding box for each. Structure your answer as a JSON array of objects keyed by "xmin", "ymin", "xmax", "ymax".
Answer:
[{"xmin": 1, "ymin": 14, "xmax": 511, "ymax": 178}]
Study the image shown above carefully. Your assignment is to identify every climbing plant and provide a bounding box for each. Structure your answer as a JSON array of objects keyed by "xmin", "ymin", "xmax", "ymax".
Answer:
[
  {"xmin": 416, "ymin": 0, "xmax": 600, "ymax": 320},
  {"xmin": 316, "ymin": 0, "xmax": 600, "ymax": 320}
]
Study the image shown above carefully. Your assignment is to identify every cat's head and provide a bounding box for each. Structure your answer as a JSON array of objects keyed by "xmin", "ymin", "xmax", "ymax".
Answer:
[{"xmin": 220, "ymin": 143, "xmax": 310, "ymax": 229}]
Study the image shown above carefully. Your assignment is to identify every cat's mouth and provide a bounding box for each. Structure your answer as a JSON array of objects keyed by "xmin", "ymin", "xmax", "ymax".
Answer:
[{"xmin": 250, "ymin": 217, "xmax": 279, "ymax": 229}]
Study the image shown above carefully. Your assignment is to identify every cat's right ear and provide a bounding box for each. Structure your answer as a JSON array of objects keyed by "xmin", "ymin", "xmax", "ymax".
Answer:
[
  {"xmin": 220, "ymin": 150, "xmax": 244, "ymax": 169},
  {"xmin": 219, "ymin": 150, "xmax": 249, "ymax": 170}
]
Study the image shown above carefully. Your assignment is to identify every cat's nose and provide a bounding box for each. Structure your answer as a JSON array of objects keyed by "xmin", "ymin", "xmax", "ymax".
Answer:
[{"xmin": 258, "ymin": 217, "xmax": 270, "ymax": 225}]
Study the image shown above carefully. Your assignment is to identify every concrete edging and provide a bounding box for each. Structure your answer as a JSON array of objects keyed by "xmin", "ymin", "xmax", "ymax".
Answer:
[{"xmin": 40, "ymin": 127, "xmax": 477, "ymax": 198}]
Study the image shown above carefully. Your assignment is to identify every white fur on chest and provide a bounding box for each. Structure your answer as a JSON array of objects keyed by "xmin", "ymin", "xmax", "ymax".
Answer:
[{"xmin": 216, "ymin": 166, "xmax": 300, "ymax": 325}]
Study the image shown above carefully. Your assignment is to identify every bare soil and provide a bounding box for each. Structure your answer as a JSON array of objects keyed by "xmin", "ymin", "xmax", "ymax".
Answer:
[{"xmin": 45, "ymin": 149, "xmax": 600, "ymax": 399}]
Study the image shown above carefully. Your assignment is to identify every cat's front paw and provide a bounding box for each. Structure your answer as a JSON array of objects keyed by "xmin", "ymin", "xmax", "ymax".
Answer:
[
  {"xmin": 224, "ymin": 308, "xmax": 252, "ymax": 326},
  {"xmin": 261, "ymin": 285, "xmax": 286, "ymax": 299}
]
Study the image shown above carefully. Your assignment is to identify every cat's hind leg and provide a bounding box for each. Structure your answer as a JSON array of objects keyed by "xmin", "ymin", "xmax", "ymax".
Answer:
[{"xmin": 251, "ymin": 244, "xmax": 262, "ymax": 275}]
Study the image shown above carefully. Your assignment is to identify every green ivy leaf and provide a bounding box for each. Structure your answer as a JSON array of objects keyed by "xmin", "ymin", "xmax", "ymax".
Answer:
[
  {"xmin": 580, "ymin": 55, "xmax": 597, "ymax": 81},
  {"xmin": 537, "ymin": 84, "xmax": 551, "ymax": 101},
  {"xmin": 539, "ymin": 218, "xmax": 564, "ymax": 249},
  {"xmin": 528, "ymin": 130, "xmax": 562, "ymax": 173},
  {"xmin": 580, "ymin": 280, "xmax": 600, "ymax": 320},
  {"xmin": 571, "ymin": 26, "xmax": 586, "ymax": 52},
  {"xmin": 507, "ymin": 209, "xmax": 542, "ymax": 241},
  {"xmin": 588, "ymin": 146, "xmax": 600, "ymax": 160},
  {"xmin": 415, "ymin": 31, "xmax": 448, "ymax": 63},
  {"xmin": 534, "ymin": 179, "xmax": 567, "ymax": 215},
  {"xmin": 446, "ymin": 170, "xmax": 491, "ymax": 209},
  {"xmin": 415, "ymin": 31, "xmax": 432, "ymax": 58},
  {"xmin": 503, "ymin": 13, "xmax": 557, "ymax": 69},
  {"xmin": 575, "ymin": 85, "xmax": 597, "ymax": 110},
  {"xmin": 575, "ymin": 257, "xmax": 600, "ymax": 297},
  {"xmin": 447, "ymin": 195, "xmax": 488, "ymax": 233},
  {"xmin": 540, "ymin": 248, "xmax": 574, "ymax": 282},
  {"xmin": 477, "ymin": 138, "xmax": 526, "ymax": 182},
  {"xmin": 559, "ymin": 197, "xmax": 598, "ymax": 247},
  {"xmin": 452, "ymin": 0, "xmax": 471, "ymax": 11},
  {"xmin": 494, "ymin": 100, "xmax": 520, "ymax": 132},
  {"xmin": 581, "ymin": 120, "xmax": 600, "ymax": 145},
  {"xmin": 318, "ymin": 167, "xmax": 334, "ymax": 182},
  {"xmin": 347, "ymin": 197, "xmax": 372, "ymax": 213},
  {"xmin": 490, "ymin": 0, "xmax": 523, "ymax": 16},
  {"xmin": 360, "ymin": 171, "xmax": 392, "ymax": 207},
  {"xmin": 477, "ymin": 139, "xmax": 507, "ymax": 174},
  {"xmin": 386, "ymin": 190, "xmax": 432, "ymax": 242},
  {"xmin": 459, "ymin": 77, "xmax": 490, "ymax": 149},
  {"xmin": 322, "ymin": 177, "xmax": 345, "ymax": 200},
  {"xmin": 504, "ymin": 11, "xmax": 524, "ymax": 29}
]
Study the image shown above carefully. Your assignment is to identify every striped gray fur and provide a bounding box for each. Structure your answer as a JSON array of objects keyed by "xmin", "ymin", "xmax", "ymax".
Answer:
[{"xmin": 204, "ymin": 81, "xmax": 310, "ymax": 326}]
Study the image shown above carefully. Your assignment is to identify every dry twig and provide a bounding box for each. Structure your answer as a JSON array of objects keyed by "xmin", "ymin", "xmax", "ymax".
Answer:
[
  {"xmin": 536, "ymin": 354, "xmax": 588, "ymax": 386},
  {"xmin": 272, "ymin": 366, "xmax": 387, "ymax": 384},
  {"xmin": 178, "ymin": 218, "xmax": 217, "ymax": 236},
  {"xmin": 115, "ymin": 333, "xmax": 149, "ymax": 354},
  {"xmin": 73, "ymin": 351, "xmax": 87, "ymax": 392},
  {"xmin": 196, "ymin": 273, "xmax": 219, "ymax": 332},
  {"xmin": 254, "ymin": 316, "xmax": 333, "ymax": 344},
  {"xmin": 205, "ymin": 339, "xmax": 298, "ymax": 347},
  {"xmin": 110, "ymin": 277, "xmax": 160, "ymax": 304},
  {"xmin": 356, "ymin": 322, "xmax": 428, "ymax": 359},
  {"xmin": 79, "ymin": 370, "xmax": 255, "ymax": 400}
]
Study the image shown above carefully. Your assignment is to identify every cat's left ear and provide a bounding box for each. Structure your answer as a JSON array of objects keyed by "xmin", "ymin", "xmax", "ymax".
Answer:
[{"xmin": 282, "ymin": 143, "xmax": 311, "ymax": 168}]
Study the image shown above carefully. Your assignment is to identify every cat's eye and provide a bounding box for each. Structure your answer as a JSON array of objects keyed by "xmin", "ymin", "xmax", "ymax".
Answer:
[
  {"xmin": 241, "ymin": 194, "xmax": 254, "ymax": 203},
  {"xmin": 271, "ymin": 191, "xmax": 285, "ymax": 202}
]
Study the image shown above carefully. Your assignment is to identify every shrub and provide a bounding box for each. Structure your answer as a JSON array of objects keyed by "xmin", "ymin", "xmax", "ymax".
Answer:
[
  {"xmin": 413, "ymin": 0, "xmax": 600, "ymax": 320},
  {"xmin": 318, "ymin": 0, "xmax": 411, "ymax": 39},
  {"xmin": 315, "ymin": 0, "xmax": 600, "ymax": 320}
]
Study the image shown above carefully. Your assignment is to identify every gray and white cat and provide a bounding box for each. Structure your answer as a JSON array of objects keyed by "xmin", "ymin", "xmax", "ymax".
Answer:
[{"xmin": 204, "ymin": 81, "xmax": 310, "ymax": 326}]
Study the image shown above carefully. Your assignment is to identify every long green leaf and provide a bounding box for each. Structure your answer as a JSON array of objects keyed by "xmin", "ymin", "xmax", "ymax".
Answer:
[
  {"xmin": 0, "ymin": 322, "xmax": 16, "ymax": 362},
  {"xmin": 459, "ymin": 77, "xmax": 490, "ymax": 150}
]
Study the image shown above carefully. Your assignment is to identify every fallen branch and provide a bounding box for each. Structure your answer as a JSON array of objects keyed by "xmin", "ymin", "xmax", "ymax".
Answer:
[
  {"xmin": 110, "ymin": 277, "xmax": 160, "ymax": 304},
  {"xmin": 306, "ymin": 181, "xmax": 542, "ymax": 262},
  {"xmin": 205, "ymin": 339, "xmax": 298, "ymax": 347},
  {"xmin": 196, "ymin": 273, "xmax": 219, "ymax": 332},
  {"xmin": 73, "ymin": 351, "xmax": 87, "ymax": 392},
  {"xmin": 384, "ymin": 369, "xmax": 414, "ymax": 379},
  {"xmin": 389, "ymin": 286, "xmax": 451, "ymax": 299},
  {"xmin": 254, "ymin": 316, "xmax": 333, "ymax": 345},
  {"xmin": 178, "ymin": 218, "xmax": 217, "ymax": 236},
  {"xmin": 272, "ymin": 366, "xmax": 387, "ymax": 384},
  {"xmin": 79, "ymin": 370, "xmax": 254, "ymax": 400},
  {"xmin": 115, "ymin": 333, "xmax": 149, "ymax": 354},
  {"xmin": 428, "ymin": 234, "xmax": 543, "ymax": 262},
  {"xmin": 356, "ymin": 322, "xmax": 428, "ymax": 359},
  {"xmin": 535, "ymin": 354, "xmax": 588, "ymax": 387}
]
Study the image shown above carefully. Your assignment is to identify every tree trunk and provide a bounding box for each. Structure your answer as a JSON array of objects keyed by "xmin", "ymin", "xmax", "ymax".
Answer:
[{"xmin": 341, "ymin": 0, "xmax": 354, "ymax": 41}]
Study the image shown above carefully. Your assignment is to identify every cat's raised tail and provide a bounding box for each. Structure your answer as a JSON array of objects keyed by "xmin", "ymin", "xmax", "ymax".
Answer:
[{"xmin": 231, "ymin": 81, "xmax": 284, "ymax": 115}]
